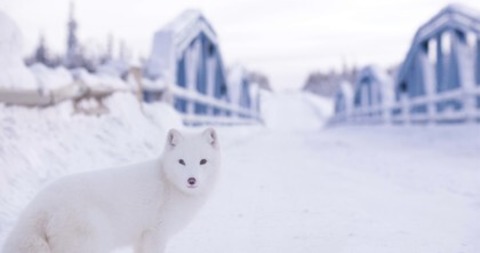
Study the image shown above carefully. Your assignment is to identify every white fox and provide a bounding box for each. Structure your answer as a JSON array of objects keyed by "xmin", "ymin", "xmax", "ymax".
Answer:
[{"xmin": 2, "ymin": 128, "xmax": 221, "ymax": 253}]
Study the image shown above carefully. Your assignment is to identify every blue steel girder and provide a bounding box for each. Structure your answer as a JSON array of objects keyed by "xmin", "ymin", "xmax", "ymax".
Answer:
[
  {"xmin": 172, "ymin": 22, "xmax": 229, "ymax": 110},
  {"xmin": 477, "ymin": 40, "xmax": 480, "ymax": 85},
  {"xmin": 146, "ymin": 9, "xmax": 247, "ymax": 122},
  {"xmin": 397, "ymin": 5, "xmax": 480, "ymax": 93},
  {"xmin": 353, "ymin": 67, "xmax": 384, "ymax": 108}
]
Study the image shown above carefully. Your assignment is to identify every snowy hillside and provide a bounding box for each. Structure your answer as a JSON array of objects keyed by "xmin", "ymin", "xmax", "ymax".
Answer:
[{"xmin": 0, "ymin": 93, "xmax": 183, "ymax": 244}]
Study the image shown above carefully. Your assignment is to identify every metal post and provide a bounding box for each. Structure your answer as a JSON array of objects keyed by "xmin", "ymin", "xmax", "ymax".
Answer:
[
  {"xmin": 476, "ymin": 39, "xmax": 480, "ymax": 85},
  {"xmin": 130, "ymin": 67, "xmax": 144, "ymax": 112},
  {"xmin": 418, "ymin": 41, "xmax": 436, "ymax": 123},
  {"xmin": 436, "ymin": 34, "xmax": 444, "ymax": 93},
  {"xmin": 453, "ymin": 30, "xmax": 476, "ymax": 122},
  {"xmin": 449, "ymin": 30, "xmax": 461, "ymax": 91}
]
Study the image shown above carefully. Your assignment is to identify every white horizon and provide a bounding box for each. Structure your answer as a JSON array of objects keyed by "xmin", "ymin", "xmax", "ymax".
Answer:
[{"xmin": 1, "ymin": 0, "xmax": 480, "ymax": 91}]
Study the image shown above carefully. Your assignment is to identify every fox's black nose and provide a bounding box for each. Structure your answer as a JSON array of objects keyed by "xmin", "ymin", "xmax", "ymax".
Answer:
[{"xmin": 188, "ymin": 177, "xmax": 196, "ymax": 186}]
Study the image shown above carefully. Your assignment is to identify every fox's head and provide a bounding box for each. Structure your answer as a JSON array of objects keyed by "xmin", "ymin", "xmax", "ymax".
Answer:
[{"xmin": 162, "ymin": 128, "xmax": 221, "ymax": 195}]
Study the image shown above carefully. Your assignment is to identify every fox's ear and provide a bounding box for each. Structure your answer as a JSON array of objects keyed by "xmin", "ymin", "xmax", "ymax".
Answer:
[
  {"xmin": 202, "ymin": 128, "xmax": 218, "ymax": 149},
  {"xmin": 167, "ymin": 129, "xmax": 182, "ymax": 148}
]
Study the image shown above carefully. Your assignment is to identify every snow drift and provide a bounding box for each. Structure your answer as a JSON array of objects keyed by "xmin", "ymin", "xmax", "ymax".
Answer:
[
  {"xmin": 29, "ymin": 63, "xmax": 74, "ymax": 92},
  {"xmin": 0, "ymin": 11, "xmax": 37, "ymax": 90},
  {"xmin": 0, "ymin": 93, "xmax": 183, "ymax": 246}
]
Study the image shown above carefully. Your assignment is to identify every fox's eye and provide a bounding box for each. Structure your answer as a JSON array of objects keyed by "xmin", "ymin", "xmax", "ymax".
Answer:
[
  {"xmin": 200, "ymin": 159, "xmax": 207, "ymax": 165},
  {"xmin": 179, "ymin": 159, "xmax": 185, "ymax": 165}
]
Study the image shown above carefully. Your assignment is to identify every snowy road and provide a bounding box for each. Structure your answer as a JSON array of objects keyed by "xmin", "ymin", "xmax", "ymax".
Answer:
[
  {"xmin": 167, "ymin": 108, "xmax": 480, "ymax": 253},
  {"xmin": 168, "ymin": 126, "xmax": 480, "ymax": 253}
]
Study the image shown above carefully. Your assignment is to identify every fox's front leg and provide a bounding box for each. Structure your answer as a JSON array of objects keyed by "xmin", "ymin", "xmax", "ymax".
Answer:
[{"xmin": 135, "ymin": 229, "xmax": 166, "ymax": 253}]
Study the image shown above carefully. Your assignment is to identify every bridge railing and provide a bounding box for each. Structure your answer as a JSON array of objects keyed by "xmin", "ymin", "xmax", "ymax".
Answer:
[
  {"xmin": 166, "ymin": 85, "xmax": 262, "ymax": 125},
  {"xmin": 332, "ymin": 84, "xmax": 480, "ymax": 124},
  {"xmin": 390, "ymin": 84, "xmax": 480, "ymax": 123},
  {"xmin": 350, "ymin": 104, "xmax": 385, "ymax": 124}
]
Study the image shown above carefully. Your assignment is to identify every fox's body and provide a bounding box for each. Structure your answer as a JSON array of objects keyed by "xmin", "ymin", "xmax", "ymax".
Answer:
[{"xmin": 3, "ymin": 128, "xmax": 220, "ymax": 253}]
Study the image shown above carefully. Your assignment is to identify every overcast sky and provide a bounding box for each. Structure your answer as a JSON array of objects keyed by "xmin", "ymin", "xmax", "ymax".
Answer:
[{"xmin": 1, "ymin": 0, "xmax": 480, "ymax": 90}]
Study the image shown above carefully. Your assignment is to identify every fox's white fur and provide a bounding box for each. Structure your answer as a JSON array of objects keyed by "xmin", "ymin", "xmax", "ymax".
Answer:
[{"xmin": 2, "ymin": 128, "xmax": 220, "ymax": 253}]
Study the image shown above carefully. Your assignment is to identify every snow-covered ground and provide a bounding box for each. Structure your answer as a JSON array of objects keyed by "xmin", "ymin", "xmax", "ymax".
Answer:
[
  {"xmin": 1, "ymin": 91, "xmax": 479, "ymax": 253},
  {"xmin": 261, "ymin": 91, "xmax": 333, "ymax": 131},
  {"xmin": 166, "ymin": 93, "xmax": 480, "ymax": 253},
  {"xmin": 170, "ymin": 124, "xmax": 480, "ymax": 253}
]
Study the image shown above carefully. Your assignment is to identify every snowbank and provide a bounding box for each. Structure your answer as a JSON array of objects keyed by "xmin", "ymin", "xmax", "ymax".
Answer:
[
  {"xmin": 0, "ymin": 93, "xmax": 183, "ymax": 245},
  {"xmin": 0, "ymin": 11, "xmax": 37, "ymax": 90},
  {"xmin": 29, "ymin": 63, "xmax": 74, "ymax": 92},
  {"xmin": 129, "ymin": 75, "xmax": 167, "ymax": 91},
  {"xmin": 96, "ymin": 60, "xmax": 129, "ymax": 77},
  {"xmin": 73, "ymin": 68, "xmax": 133, "ymax": 91}
]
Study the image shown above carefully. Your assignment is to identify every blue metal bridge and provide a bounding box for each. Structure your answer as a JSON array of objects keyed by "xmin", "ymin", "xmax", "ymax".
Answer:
[
  {"xmin": 333, "ymin": 4, "xmax": 480, "ymax": 124},
  {"xmin": 394, "ymin": 4, "xmax": 480, "ymax": 123},
  {"xmin": 145, "ymin": 10, "xmax": 261, "ymax": 125}
]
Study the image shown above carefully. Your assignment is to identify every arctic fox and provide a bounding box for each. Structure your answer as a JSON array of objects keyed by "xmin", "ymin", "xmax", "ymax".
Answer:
[{"xmin": 2, "ymin": 128, "xmax": 220, "ymax": 253}]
